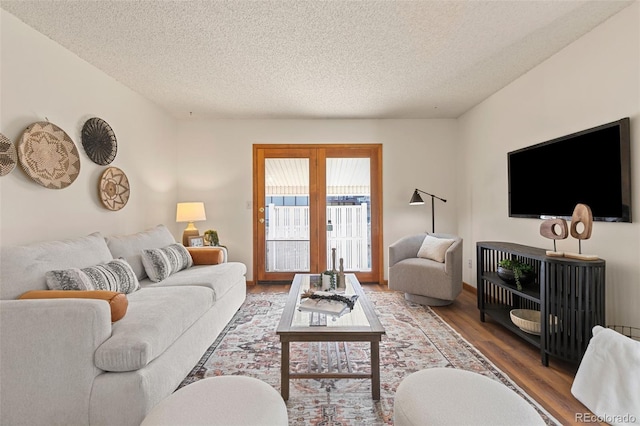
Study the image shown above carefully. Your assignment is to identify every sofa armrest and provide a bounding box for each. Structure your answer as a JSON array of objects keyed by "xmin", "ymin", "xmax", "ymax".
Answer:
[
  {"xmin": 187, "ymin": 247, "xmax": 225, "ymax": 265},
  {"xmin": 19, "ymin": 290, "xmax": 128, "ymax": 322},
  {"xmin": 389, "ymin": 234, "xmax": 426, "ymax": 267},
  {"xmin": 0, "ymin": 299, "xmax": 112, "ymax": 425}
]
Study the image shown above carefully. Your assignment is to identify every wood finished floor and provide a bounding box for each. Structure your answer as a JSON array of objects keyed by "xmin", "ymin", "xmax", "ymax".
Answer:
[{"xmin": 249, "ymin": 283, "xmax": 601, "ymax": 425}]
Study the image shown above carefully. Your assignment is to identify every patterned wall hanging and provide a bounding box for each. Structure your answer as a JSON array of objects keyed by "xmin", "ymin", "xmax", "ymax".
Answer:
[
  {"xmin": 17, "ymin": 121, "xmax": 81, "ymax": 189},
  {"xmin": 82, "ymin": 117, "xmax": 117, "ymax": 165},
  {"xmin": 0, "ymin": 133, "xmax": 18, "ymax": 176},
  {"xmin": 99, "ymin": 166, "xmax": 130, "ymax": 211}
]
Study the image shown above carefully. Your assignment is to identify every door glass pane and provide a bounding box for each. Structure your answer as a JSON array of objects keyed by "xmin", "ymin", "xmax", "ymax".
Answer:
[
  {"xmin": 265, "ymin": 158, "xmax": 310, "ymax": 272},
  {"xmin": 325, "ymin": 158, "xmax": 371, "ymax": 272}
]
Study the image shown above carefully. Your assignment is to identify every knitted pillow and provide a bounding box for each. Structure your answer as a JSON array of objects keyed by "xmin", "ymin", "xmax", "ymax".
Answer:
[
  {"xmin": 45, "ymin": 259, "xmax": 139, "ymax": 294},
  {"xmin": 141, "ymin": 243, "xmax": 193, "ymax": 282},
  {"xmin": 417, "ymin": 235, "xmax": 455, "ymax": 263}
]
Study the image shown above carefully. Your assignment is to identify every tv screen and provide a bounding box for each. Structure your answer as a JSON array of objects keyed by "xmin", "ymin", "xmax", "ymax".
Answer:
[{"xmin": 508, "ymin": 118, "xmax": 631, "ymax": 222}]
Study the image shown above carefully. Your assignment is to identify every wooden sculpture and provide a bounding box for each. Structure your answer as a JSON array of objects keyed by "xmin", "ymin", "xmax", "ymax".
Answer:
[
  {"xmin": 565, "ymin": 203, "xmax": 599, "ymax": 260},
  {"xmin": 540, "ymin": 218, "xmax": 568, "ymax": 257}
]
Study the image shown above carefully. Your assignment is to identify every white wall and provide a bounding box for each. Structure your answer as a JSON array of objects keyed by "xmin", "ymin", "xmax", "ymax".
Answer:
[
  {"xmin": 0, "ymin": 10, "xmax": 179, "ymax": 246},
  {"xmin": 175, "ymin": 119, "xmax": 458, "ymax": 280},
  {"xmin": 458, "ymin": 3, "xmax": 640, "ymax": 326}
]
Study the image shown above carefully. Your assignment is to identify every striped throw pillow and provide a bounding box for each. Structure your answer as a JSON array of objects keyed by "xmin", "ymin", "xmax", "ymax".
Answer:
[
  {"xmin": 141, "ymin": 243, "xmax": 193, "ymax": 282},
  {"xmin": 45, "ymin": 259, "xmax": 139, "ymax": 294}
]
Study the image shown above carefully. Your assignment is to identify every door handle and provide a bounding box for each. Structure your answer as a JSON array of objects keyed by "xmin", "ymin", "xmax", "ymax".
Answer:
[{"xmin": 259, "ymin": 218, "xmax": 265, "ymax": 224}]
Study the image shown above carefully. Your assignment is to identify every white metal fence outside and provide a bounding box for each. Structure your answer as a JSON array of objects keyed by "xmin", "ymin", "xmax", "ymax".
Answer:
[{"xmin": 265, "ymin": 203, "xmax": 370, "ymax": 272}]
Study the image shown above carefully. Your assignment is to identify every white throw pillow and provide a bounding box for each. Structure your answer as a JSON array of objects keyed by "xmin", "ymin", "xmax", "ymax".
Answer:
[
  {"xmin": 417, "ymin": 235, "xmax": 455, "ymax": 263},
  {"xmin": 141, "ymin": 243, "xmax": 193, "ymax": 282}
]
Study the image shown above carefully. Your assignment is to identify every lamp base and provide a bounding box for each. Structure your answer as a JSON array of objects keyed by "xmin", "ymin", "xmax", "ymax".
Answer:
[{"xmin": 182, "ymin": 228, "xmax": 200, "ymax": 246}]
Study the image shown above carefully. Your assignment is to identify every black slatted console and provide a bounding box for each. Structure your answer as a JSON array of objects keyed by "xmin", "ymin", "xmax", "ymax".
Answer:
[{"xmin": 477, "ymin": 241, "xmax": 605, "ymax": 366}]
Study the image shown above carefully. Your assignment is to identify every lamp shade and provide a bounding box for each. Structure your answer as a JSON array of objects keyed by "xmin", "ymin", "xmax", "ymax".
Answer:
[
  {"xmin": 176, "ymin": 202, "xmax": 207, "ymax": 223},
  {"xmin": 409, "ymin": 190, "xmax": 424, "ymax": 205}
]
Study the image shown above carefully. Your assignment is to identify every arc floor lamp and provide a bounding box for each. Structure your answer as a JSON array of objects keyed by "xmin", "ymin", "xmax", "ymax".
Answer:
[{"xmin": 410, "ymin": 189, "xmax": 447, "ymax": 233}]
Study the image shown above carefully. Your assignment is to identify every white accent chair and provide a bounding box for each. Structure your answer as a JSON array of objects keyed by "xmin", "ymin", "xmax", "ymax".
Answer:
[{"xmin": 388, "ymin": 233, "xmax": 463, "ymax": 306}]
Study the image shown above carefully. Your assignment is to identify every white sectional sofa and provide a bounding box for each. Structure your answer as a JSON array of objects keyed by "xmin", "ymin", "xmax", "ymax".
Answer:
[{"xmin": 0, "ymin": 225, "xmax": 247, "ymax": 426}]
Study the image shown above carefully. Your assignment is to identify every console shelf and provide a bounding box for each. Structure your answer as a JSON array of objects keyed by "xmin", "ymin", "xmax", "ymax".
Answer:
[{"xmin": 477, "ymin": 241, "xmax": 605, "ymax": 366}]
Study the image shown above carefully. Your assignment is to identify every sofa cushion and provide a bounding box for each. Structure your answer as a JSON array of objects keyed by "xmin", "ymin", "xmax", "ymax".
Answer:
[
  {"xmin": 106, "ymin": 225, "xmax": 176, "ymax": 281},
  {"xmin": 0, "ymin": 232, "xmax": 113, "ymax": 300},
  {"xmin": 141, "ymin": 244, "xmax": 193, "ymax": 282},
  {"xmin": 140, "ymin": 262, "xmax": 247, "ymax": 302},
  {"xmin": 94, "ymin": 286, "xmax": 214, "ymax": 372},
  {"xmin": 417, "ymin": 235, "xmax": 455, "ymax": 263},
  {"xmin": 19, "ymin": 290, "xmax": 129, "ymax": 322},
  {"xmin": 45, "ymin": 259, "xmax": 139, "ymax": 294}
]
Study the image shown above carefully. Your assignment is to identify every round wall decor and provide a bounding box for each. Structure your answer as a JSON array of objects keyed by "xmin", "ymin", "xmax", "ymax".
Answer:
[
  {"xmin": 0, "ymin": 133, "xmax": 17, "ymax": 176},
  {"xmin": 82, "ymin": 117, "xmax": 117, "ymax": 165},
  {"xmin": 99, "ymin": 166, "xmax": 130, "ymax": 211},
  {"xmin": 17, "ymin": 121, "xmax": 81, "ymax": 189}
]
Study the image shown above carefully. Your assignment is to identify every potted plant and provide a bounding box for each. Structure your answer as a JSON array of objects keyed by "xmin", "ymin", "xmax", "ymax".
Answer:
[
  {"xmin": 321, "ymin": 270, "xmax": 337, "ymax": 291},
  {"xmin": 497, "ymin": 258, "xmax": 534, "ymax": 291},
  {"xmin": 204, "ymin": 229, "xmax": 219, "ymax": 246}
]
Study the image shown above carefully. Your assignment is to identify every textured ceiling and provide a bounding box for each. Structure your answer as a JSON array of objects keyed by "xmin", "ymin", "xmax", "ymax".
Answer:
[{"xmin": 1, "ymin": 0, "xmax": 633, "ymax": 119}]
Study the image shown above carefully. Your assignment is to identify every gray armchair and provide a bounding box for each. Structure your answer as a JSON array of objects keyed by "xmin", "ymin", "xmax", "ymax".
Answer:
[{"xmin": 388, "ymin": 233, "xmax": 463, "ymax": 306}]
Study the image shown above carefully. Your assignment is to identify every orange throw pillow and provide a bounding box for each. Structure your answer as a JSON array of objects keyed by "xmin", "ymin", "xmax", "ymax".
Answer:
[
  {"xmin": 187, "ymin": 247, "xmax": 224, "ymax": 265},
  {"xmin": 19, "ymin": 290, "xmax": 128, "ymax": 322}
]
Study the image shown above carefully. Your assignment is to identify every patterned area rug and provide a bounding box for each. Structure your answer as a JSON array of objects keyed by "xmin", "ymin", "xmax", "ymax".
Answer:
[{"xmin": 180, "ymin": 291, "xmax": 558, "ymax": 425}]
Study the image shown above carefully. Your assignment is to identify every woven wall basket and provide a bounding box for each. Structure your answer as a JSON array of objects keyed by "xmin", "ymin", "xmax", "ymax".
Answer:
[
  {"xmin": 99, "ymin": 166, "xmax": 130, "ymax": 211},
  {"xmin": 0, "ymin": 133, "xmax": 18, "ymax": 177},
  {"xmin": 82, "ymin": 117, "xmax": 117, "ymax": 165},
  {"xmin": 17, "ymin": 121, "xmax": 81, "ymax": 189}
]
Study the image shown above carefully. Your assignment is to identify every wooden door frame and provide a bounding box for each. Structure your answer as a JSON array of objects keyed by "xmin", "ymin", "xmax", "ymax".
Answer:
[
  {"xmin": 252, "ymin": 144, "xmax": 383, "ymax": 284},
  {"xmin": 253, "ymin": 147, "xmax": 319, "ymax": 282}
]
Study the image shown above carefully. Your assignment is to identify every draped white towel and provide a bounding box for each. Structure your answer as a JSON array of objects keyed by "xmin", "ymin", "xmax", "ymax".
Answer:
[{"xmin": 571, "ymin": 326, "xmax": 640, "ymax": 425}]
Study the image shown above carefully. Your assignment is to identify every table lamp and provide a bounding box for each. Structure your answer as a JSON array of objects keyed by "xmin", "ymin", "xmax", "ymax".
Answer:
[{"xmin": 176, "ymin": 202, "xmax": 207, "ymax": 246}]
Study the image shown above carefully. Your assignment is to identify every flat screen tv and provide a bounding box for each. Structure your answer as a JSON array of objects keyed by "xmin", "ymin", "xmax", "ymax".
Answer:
[{"xmin": 508, "ymin": 117, "xmax": 631, "ymax": 222}]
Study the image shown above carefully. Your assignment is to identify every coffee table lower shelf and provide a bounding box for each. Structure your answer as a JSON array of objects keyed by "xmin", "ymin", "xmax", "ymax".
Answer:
[{"xmin": 279, "ymin": 338, "xmax": 381, "ymax": 400}]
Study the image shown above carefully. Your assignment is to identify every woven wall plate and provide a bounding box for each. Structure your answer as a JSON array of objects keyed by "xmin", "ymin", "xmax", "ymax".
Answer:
[
  {"xmin": 99, "ymin": 166, "xmax": 130, "ymax": 211},
  {"xmin": 17, "ymin": 121, "xmax": 81, "ymax": 189},
  {"xmin": 82, "ymin": 117, "xmax": 117, "ymax": 165},
  {"xmin": 0, "ymin": 133, "xmax": 18, "ymax": 176}
]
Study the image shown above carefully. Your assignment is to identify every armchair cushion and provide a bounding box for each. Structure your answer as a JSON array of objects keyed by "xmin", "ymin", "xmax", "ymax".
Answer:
[{"xmin": 417, "ymin": 235, "xmax": 455, "ymax": 263}]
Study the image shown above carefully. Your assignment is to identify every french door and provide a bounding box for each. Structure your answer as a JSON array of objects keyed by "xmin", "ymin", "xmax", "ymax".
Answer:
[{"xmin": 253, "ymin": 144, "xmax": 382, "ymax": 284}]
